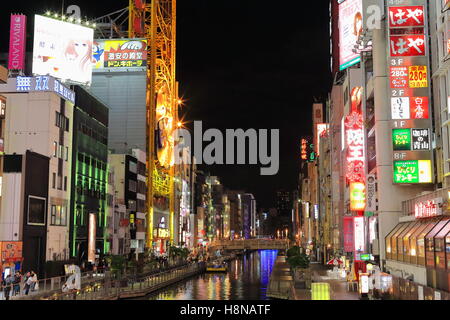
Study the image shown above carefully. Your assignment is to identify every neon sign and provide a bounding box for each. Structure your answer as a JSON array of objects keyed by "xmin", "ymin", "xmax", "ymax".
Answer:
[
  {"xmin": 301, "ymin": 138, "xmax": 308, "ymax": 161},
  {"xmin": 345, "ymin": 110, "xmax": 364, "ymax": 182},
  {"xmin": 393, "ymin": 160, "xmax": 432, "ymax": 184},
  {"xmin": 392, "ymin": 128, "xmax": 411, "ymax": 151},
  {"xmin": 415, "ymin": 198, "xmax": 443, "ymax": 219},
  {"xmin": 350, "ymin": 182, "xmax": 366, "ymax": 211}
]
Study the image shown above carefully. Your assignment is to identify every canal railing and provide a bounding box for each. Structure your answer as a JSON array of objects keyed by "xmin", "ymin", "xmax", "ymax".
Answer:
[
  {"xmin": 41, "ymin": 262, "xmax": 206, "ymax": 300},
  {"xmin": 210, "ymin": 239, "xmax": 289, "ymax": 251}
]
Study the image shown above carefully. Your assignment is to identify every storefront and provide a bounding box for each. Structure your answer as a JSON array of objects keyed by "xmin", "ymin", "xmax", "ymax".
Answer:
[
  {"xmin": 1, "ymin": 242, "xmax": 23, "ymax": 279},
  {"xmin": 385, "ymin": 189, "xmax": 450, "ymax": 291}
]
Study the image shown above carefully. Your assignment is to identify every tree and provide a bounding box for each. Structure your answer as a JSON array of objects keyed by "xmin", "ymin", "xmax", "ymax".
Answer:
[{"xmin": 287, "ymin": 252, "xmax": 310, "ymax": 269}]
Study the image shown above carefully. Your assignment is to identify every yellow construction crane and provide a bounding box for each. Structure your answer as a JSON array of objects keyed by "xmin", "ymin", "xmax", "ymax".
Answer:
[{"xmin": 129, "ymin": 0, "xmax": 179, "ymax": 250}]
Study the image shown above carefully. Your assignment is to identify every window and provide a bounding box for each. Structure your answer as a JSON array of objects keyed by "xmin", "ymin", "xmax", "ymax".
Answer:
[
  {"xmin": 50, "ymin": 205, "xmax": 67, "ymax": 226},
  {"xmin": 28, "ymin": 196, "xmax": 46, "ymax": 226},
  {"xmin": 53, "ymin": 142, "xmax": 58, "ymax": 157},
  {"xmin": 129, "ymin": 161, "xmax": 137, "ymax": 174},
  {"xmin": 52, "ymin": 173, "xmax": 56, "ymax": 189},
  {"xmin": 58, "ymin": 175, "xmax": 63, "ymax": 190},
  {"xmin": 65, "ymin": 147, "xmax": 69, "ymax": 161},
  {"xmin": 59, "ymin": 144, "xmax": 64, "ymax": 159},
  {"xmin": 64, "ymin": 176, "xmax": 67, "ymax": 191},
  {"xmin": 129, "ymin": 180, "xmax": 137, "ymax": 193},
  {"xmin": 128, "ymin": 200, "xmax": 136, "ymax": 211}
]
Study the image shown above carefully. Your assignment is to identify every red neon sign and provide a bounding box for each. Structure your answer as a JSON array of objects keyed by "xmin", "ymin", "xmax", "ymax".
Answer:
[
  {"xmin": 388, "ymin": 6, "xmax": 425, "ymax": 28},
  {"xmin": 345, "ymin": 111, "xmax": 364, "ymax": 182},
  {"xmin": 415, "ymin": 199, "xmax": 443, "ymax": 219},
  {"xmin": 390, "ymin": 35, "xmax": 426, "ymax": 57}
]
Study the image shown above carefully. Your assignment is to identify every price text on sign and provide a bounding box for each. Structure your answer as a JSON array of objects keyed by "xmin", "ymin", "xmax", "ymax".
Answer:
[
  {"xmin": 409, "ymin": 66, "xmax": 428, "ymax": 88},
  {"xmin": 390, "ymin": 66, "xmax": 409, "ymax": 88}
]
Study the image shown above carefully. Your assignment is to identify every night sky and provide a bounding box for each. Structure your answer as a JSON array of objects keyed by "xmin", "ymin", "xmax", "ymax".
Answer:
[{"xmin": 0, "ymin": 1, "xmax": 332, "ymax": 209}]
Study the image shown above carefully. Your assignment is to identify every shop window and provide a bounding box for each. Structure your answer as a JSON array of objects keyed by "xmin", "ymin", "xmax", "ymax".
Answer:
[
  {"xmin": 398, "ymin": 222, "xmax": 418, "ymax": 262},
  {"xmin": 404, "ymin": 222, "xmax": 423, "ymax": 264},
  {"xmin": 386, "ymin": 223, "xmax": 403, "ymax": 260},
  {"xmin": 434, "ymin": 220, "xmax": 450, "ymax": 269},
  {"xmin": 425, "ymin": 219, "xmax": 449, "ymax": 268},
  {"xmin": 416, "ymin": 222, "xmax": 437, "ymax": 266},
  {"xmin": 446, "ymin": 235, "xmax": 450, "ymax": 270},
  {"xmin": 391, "ymin": 223, "xmax": 410, "ymax": 261}
]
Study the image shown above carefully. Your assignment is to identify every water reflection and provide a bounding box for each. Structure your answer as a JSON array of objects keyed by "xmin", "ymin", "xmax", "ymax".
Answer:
[{"xmin": 144, "ymin": 250, "xmax": 278, "ymax": 300}]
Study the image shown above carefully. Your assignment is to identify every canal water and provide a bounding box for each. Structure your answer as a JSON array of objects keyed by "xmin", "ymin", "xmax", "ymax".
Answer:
[{"xmin": 139, "ymin": 250, "xmax": 278, "ymax": 300}]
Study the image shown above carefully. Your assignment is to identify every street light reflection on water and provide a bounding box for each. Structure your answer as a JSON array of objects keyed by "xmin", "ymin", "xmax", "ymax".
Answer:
[{"xmin": 143, "ymin": 250, "xmax": 278, "ymax": 300}]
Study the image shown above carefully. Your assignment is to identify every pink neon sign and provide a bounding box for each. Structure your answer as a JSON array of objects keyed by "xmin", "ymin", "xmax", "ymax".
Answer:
[{"xmin": 8, "ymin": 14, "xmax": 27, "ymax": 71}]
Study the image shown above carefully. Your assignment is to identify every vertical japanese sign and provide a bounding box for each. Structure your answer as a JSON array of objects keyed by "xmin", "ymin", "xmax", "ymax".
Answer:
[
  {"xmin": 353, "ymin": 216, "xmax": 365, "ymax": 261},
  {"xmin": 8, "ymin": 14, "xmax": 27, "ymax": 71},
  {"xmin": 387, "ymin": 0, "xmax": 433, "ymax": 184},
  {"xmin": 343, "ymin": 216, "xmax": 355, "ymax": 253},
  {"xmin": 345, "ymin": 86, "xmax": 366, "ymax": 212}
]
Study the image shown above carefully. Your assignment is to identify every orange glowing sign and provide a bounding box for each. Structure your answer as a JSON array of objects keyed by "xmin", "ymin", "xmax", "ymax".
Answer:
[
  {"xmin": 1, "ymin": 242, "xmax": 23, "ymax": 262},
  {"xmin": 350, "ymin": 182, "xmax": 366, "ymax": 211},
  {"xmin": 301, "ymin": 139, "xmax": 308, "ymax": 160}
]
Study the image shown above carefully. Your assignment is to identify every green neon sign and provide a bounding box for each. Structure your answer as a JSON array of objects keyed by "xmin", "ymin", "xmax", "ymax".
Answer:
[
  {"xmin": 394, "ymin": 161, "xmax": 419, "ymax": 183},
  {"xmin": 392, "ymin": 129, "xmax": 411, "ymax": 151}
]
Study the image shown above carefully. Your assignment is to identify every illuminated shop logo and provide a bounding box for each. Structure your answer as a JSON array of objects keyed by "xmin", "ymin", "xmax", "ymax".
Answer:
[
  {"xmin": 392, "ymin": 128, "xmax": 430, "ymax": 151},
  {"xmin": 391, "ymin": 96, "xmax": 429, "ymax": 120},
  {"xmin": 415, "ymin": 198, "xmax": 443, "ymax": 219},
  {"xmin": 390, "ymin": 35, "xmax": 425, "ymax": 57},
  {"xmin": 350, "ymin": 182, "xmax": 366, "ymax": 211},
  {"xmin": 388, "ymin": 6, "xmax": 425, "ymax": 28},
  {"xmin": 393, "ymin": 160, "xmax": 432, "ymax": 184}
]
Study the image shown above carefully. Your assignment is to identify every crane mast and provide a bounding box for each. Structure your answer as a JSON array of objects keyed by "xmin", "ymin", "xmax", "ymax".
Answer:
[{"xmin": 129, "ymin": 0, "xmax": 178, "ymax": 249}]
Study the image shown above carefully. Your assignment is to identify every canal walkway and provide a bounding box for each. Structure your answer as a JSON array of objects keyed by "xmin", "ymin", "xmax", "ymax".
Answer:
[
  {"xmin": 11, "ymin": 262, "xmax": 206, "ymax": 300},
  {"xmin": 292, "ymin": 263, "xmax": 360, "ymax": 300}
]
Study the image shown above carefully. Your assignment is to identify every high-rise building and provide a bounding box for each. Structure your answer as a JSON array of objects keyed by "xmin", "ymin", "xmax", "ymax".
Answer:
[{"xmin": 69, "ymin": 86, "xmax": 109, "ymax": 264}]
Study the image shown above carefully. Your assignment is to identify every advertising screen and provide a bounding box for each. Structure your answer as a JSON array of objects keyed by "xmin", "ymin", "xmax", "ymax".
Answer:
[
  {"xmin": 32, "ymin": 15, "xmax": 94, "ymax": 85},
  {"xmin": 338, "ymin": 0, "xmax": 363, "ymax": 70},
  {"xmin": 93, "ymin": 39, "xmax": 147, "ymax": 71}
]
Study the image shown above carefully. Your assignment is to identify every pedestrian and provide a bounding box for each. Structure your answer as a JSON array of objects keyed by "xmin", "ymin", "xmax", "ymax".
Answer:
[
  {"xmin": 24, "ymin": 272, "xmax": 32, "ymax": 295},
  {"xmin": 30, "ymin": 271, "xmax": 38, "ymax": 292},
  {"xmin": 13, "ymin": 271, "xmax": 22, "ymax": 296},
  {"xmin": 2, "ymin": 274, "xmax": 13, "ymax": 300}
]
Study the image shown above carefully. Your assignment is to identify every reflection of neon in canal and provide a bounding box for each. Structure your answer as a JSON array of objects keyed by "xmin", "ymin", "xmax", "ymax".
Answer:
[{"xmin": 144, "ymin": 250, "xmax": 279, "ymax": 300}]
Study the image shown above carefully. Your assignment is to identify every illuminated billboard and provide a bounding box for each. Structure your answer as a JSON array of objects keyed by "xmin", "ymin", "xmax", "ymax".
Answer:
[
  {"xmin": 391, "ymin": 97, "xmax": 429, "ymax": 120},
  {"xmin": 393, "ymin": 160, "xmax": 432, "ymax": 184},
  {"xmin": 392, "ymin": 128, "xmax": 411, "ymax": 151},
  {"xmin": 338, "ymin": 0, "xmax": 363, "ymax": 70},
  {"xmin": 93, "ymin": 39, "xmax": 147, "ymax": 71},
  {"xmin": 8, "ymin": 15, "xmax": 27, "ymax": 71},
  {"xmin": 388, "ymin": 6, "xmax": 425, "ymax": 28},
  {"xmin": 32, "ymin": 15, "xmax": 94, "ymax": 85},
  {"xmin": 350, "ymin": 182, "xmax": 366, "ymax": 211}
]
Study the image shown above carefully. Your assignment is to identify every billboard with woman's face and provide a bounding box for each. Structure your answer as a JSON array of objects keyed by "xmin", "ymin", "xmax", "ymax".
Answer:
[
  {"xmin": 338, "ymin": 0, "xmax": 363, "ymax": 71},
  {"xmin": 32, "ymin": 15, "xmax": 94, "ymax": 85}
]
